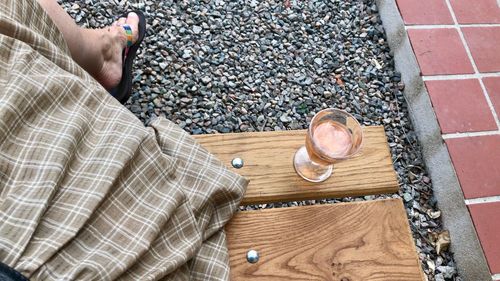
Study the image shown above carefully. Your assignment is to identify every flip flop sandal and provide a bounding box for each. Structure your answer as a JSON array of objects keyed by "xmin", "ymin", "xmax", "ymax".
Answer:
[{"xmin": 109, "ymin": 10, "xmax": 146, "ymax": 104}]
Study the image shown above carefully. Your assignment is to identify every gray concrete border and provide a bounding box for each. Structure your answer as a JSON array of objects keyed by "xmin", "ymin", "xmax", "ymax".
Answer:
[{"xmin": 375, "ymin": 0, "xmax": 492, "ymax": 280}]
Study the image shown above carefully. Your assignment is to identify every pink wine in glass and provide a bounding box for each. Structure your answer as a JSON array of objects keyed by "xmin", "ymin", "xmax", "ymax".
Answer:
[
  {"xmin": 294, "ymin": 109, "xmax": 363, "ymax": 182},
  {"xmin": 306, "ymin": 121, "xmax": 353, "ymax": 165}
]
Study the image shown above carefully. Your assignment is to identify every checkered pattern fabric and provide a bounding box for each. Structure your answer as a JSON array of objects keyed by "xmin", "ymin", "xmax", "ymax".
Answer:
[{"xmin": 0, "ymin": 0, "xmax": 247, "ymax": 280}]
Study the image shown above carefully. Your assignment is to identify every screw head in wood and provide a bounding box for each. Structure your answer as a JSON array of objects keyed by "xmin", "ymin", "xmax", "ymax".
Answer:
[
  {"xmin": 246, "ymin": 249, "xmax": 259, "ymax": 263},
  {"xmin": 231, "ymin": 157, "xmax": 244, "ymax": 169}
]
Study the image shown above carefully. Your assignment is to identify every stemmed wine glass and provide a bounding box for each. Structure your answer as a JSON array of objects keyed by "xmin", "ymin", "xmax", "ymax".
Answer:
[{"xmin": 293, "ymin": 109, "xmax": 363, "ymax": 182}]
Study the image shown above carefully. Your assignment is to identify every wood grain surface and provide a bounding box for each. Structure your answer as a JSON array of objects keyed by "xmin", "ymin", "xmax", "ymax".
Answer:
[
  {"xmin": 194, "ymin": 126, "xmax": 398, "ymax": 205},
  {"xmin": 225, "ymin": 198, "xmax": 425, "ymax": 281}
]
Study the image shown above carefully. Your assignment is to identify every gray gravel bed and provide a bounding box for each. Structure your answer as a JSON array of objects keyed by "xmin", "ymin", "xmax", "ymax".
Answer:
[{"xmin": 60, "ymin": 0, "xmax": 460, "ymax": 279}]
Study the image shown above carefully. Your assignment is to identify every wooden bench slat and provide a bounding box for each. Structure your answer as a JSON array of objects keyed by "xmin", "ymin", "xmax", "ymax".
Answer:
[
  {"xmin": 225, "ymin": 198, "xmax": 425, "ymax": 281},
  {"xmin": 194, "ymin": 126, "xmax": 398, "ymax": 205}
]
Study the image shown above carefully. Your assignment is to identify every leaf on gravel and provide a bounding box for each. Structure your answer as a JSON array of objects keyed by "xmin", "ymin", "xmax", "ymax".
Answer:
[
  {"xmin": 426, "ymin": 209, "xmax": 441, "ymax": 219},
  {"xmin": 429, "ymin": 230, "xmax": 450, "ymax": 255}
]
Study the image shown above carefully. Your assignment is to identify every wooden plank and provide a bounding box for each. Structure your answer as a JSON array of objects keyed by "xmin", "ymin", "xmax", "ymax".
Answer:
[
  {"xmin": 194, "ymin": 126, "xmax": 398, "ymax": 205},
  {"xmin": 225, "ymin": 199, "xmax": 425, "ymax": 281}
]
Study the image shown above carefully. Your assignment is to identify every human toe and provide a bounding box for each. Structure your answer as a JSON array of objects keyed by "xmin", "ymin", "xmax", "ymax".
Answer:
[{"xmin": 117, "ymin": 17, "xmax": 127, "ymax": 25}]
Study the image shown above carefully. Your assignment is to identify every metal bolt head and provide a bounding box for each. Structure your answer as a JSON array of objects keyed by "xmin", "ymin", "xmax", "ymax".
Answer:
[
  {"xmin": 231, "ymin": 157, "xmax": 244, "ymax": 169},
  {"xmin": 246, "ymin": 249, "xmax": 259, "ymax": 263}
]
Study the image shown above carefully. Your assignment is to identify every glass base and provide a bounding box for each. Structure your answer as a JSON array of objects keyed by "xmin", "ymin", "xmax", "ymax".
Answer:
[{"xmin": 293, "ymin": 146, "xmax": 333, "ymax": 183}]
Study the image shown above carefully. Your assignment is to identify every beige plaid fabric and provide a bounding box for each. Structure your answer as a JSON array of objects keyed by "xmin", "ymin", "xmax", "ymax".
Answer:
[{"xmin": 0, "ymin": 0, "xmax": 248, "ymax": 280}]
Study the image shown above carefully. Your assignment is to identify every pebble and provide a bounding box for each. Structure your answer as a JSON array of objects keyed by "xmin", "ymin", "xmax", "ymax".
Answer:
[
  {"xmin": 182, "ymin": 50, "xmax": 192, "ymax": 59},
  {"xmin": 435, "ymin": 274, "xmax": 445, "ymax": 281},
  {"xmin": 280, "ymin": 114, "xmax": 292, "ymax": 123},
  {"xmin": 152, "ymin": 98, "xmax": 162, "ymax": 108},
  {"xmin": 201, "ymin": 76, "xmax": 211, "ymax": 84},
  {"xmin": 437, "ymin": 266, "xmax": 456, "ymax": 279},
  {"xmin": 403, "ymin": 193, "xmax": 413, "ymax": 202},
  {"xmin": 193, "ymin": 25, "xmax": 202, "ymax": 34}
]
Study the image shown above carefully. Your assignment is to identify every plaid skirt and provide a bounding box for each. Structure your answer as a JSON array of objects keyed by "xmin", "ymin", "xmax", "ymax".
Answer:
[{"xmin": 0, "ymin": 0, "xmax": 247, "ymax": 280}]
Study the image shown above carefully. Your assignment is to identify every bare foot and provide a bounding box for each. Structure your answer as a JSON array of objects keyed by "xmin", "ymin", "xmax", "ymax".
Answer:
[{"xmin": 84, "ymin": 13, "xmax": 140, "ymax": 90}]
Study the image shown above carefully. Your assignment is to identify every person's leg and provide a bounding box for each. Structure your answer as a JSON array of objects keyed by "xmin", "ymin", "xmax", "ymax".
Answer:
[{"xmin": 36, "ymin": 0, "xmax": 139, "ymax": 89}]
